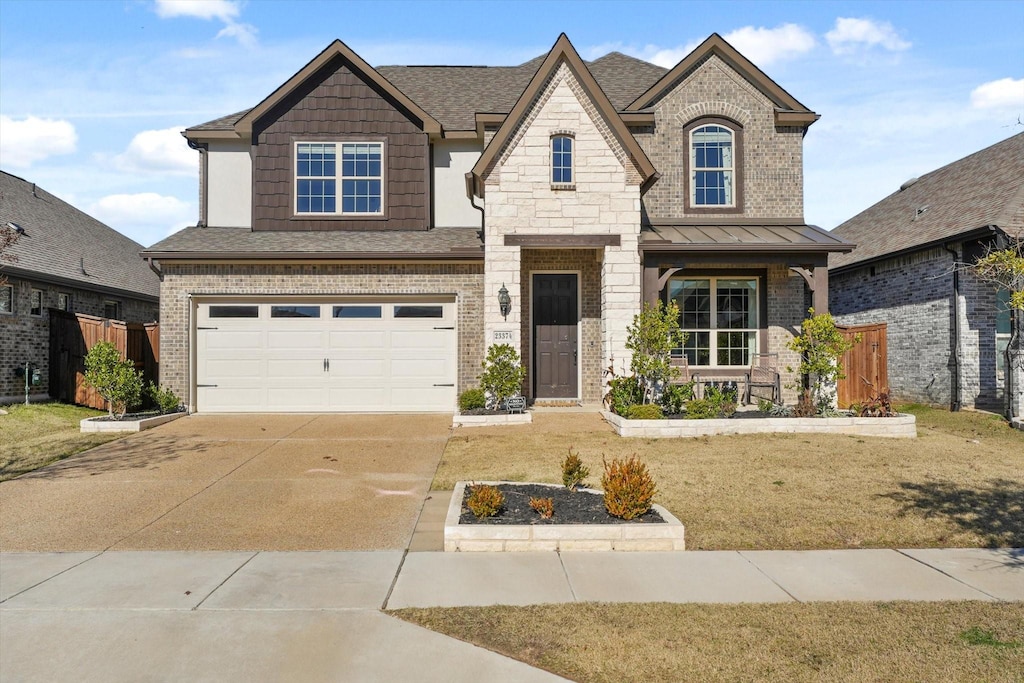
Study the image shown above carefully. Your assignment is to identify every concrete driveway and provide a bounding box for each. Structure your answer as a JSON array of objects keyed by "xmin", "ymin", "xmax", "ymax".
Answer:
[{"xmin": 0, "ymin": 414, "xmax": 451, "ymax": 551}]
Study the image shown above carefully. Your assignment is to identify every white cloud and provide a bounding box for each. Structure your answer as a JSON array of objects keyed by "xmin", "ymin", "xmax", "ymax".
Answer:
[
  {"xmin": 722, "ymin": 24, "xmax": 817, "ymax": 67},
  {"xmin": 88, "ymin": 193, "xmax": 194, "ymax": 247},
  {"xmin": 216, "ymin": 21, "xmax": 258, "ymax": 48},
  {"xmin": 153, "ymin": 0, "xmax": 239, "ymax": 22},
  {"xmin": 0, "ymin": 115, "xmax": 77, "ymax": 168},
  {"xmin": 113, "ymin": 126, "xmax": 197, "ymax": 175},
  {"xmin": 970, "ymin": 77, "xmax": 1024, "ymax": 110},
  {"xmin": 826, "ymin": 17, "xmax": 911, "ymax": 56}
]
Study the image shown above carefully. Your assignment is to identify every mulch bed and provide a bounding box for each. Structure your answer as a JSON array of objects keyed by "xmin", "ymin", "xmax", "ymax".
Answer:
[
  {"xmin": 90, "ymin": 408, "xmax": 183, "ymax": 423},
  {"xmin": 459, "ymin": 483, "xmax": 665, "ymax": 525}
]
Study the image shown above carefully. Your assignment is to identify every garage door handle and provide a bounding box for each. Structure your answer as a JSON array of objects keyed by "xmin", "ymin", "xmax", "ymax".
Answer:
[
  {"xmin": 434, "ymin": 383, "xmax": 454, "ymax": 387},
  {"xmin": 324, "ymin": 358, "xmax": 329, "ymax": 371}
]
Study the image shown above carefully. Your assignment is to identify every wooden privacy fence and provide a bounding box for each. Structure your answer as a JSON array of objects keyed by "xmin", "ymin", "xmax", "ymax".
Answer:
[
  {"xmin": 837, "ymin": 322, "xmax": 887, "ymax": 409},
  {"xmin": 49, "ymin": 310, "xmax": 159, "ymax": 410}
]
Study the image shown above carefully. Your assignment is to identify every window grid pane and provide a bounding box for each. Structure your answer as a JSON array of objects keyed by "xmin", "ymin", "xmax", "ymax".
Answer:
[
  {"xmin": 341, "ymin": 143, "xmax": 382, "ymax": 214},
  {"xmin": 296, "ymin": 142, "xmax": 382, "ymax": 215},
  {"xmin": 691, "ymin": 125, "xmax": 734, "ymax": 206},
  {"xmin": 670, "ymin": 277, "xmax": 757, "ymax": 367},
  {"xmin": 552, "ymin": 136, "xmax": 572, "ymax": 184}
]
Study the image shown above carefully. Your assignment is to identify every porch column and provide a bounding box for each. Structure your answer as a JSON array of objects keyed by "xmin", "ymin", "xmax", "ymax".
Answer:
[
  {"xmin": 602, "ymin": 235, "xmax": 642, "ymax": 380},
  {"xmin": 484, "ymin": 243, "xmax": 522, "ymax": 356},
  {"xmin": 813, "ymin": 266, "xmax": 829, "ymax": 314}
]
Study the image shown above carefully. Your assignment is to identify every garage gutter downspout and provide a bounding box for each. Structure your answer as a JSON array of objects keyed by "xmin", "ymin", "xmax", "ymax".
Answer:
[{"xmin": 944, "ymin": 243, "xmax": 962, "ymax": 411}]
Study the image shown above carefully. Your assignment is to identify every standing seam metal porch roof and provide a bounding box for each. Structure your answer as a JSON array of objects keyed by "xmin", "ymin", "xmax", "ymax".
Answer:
[{"xmin": 641, "ymin": 224, "xmax": 854, "ymax": 252}]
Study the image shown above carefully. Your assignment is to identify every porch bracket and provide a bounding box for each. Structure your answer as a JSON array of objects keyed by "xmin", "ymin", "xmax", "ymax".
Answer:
[{"xmin": 789, "ymin": 266, "xmax": 829, "ymax": 314}]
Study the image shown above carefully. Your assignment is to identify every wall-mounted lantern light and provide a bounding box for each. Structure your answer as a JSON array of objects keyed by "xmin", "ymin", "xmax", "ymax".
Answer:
[{"xmin": 498, "ymin": 283, "xmax": 511, "ymax": 320}]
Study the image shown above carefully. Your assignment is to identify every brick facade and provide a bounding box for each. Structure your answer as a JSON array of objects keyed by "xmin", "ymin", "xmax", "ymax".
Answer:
[
  {"xmin": 830, "ymin": 245, "xmax": 1005, "ymax": 409},
  {"xmin": 0, "ymin": 276, "xmax": 159, "ymax": 402},
  {"xmin": 157, "ymin": 262, "xmax": 484, "ymax": 408},
  {"xmin": 634, "ymin": 54, "xmax": 804, "ymax": 221}
]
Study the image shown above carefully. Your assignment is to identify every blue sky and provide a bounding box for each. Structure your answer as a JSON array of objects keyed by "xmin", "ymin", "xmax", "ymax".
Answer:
[{"xmin": 1, "ymin": 0, "xmax": 1022, "ymax": 247}]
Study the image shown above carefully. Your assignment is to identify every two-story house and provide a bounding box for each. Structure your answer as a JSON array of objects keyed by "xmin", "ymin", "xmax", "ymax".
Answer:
[{"xmin": 142, "ymin": 33, "xmax": 852, "ymax": 413}]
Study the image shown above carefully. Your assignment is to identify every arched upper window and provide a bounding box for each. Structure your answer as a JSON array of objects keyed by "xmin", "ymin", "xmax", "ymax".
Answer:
[
  {"xmin": 685, "ymin": 120, "xmax": 742, "ymax": 212},
  {"xmin": 551, "ymin": 134, "xmax": 574, "ymax": 186}
]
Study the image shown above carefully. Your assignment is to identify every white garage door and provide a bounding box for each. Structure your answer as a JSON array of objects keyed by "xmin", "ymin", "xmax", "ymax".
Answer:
[{"xmin": 196, "ymin": 299, "xmax": 457, "ymax": 412}]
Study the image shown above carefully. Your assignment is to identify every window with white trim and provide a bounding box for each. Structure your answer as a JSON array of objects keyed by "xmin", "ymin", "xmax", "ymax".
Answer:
[
  {"xmin": 0, "ymin": 285, "xmax": 12, "ymax": 314},
  {"xmin": 30, "ymin": 289, "xmax": 43, "ymax": 317},
  {"xmin": 295, "ymin": 142, "xmax": 383, "ymax": 215},
  {"xmin": 690, "ymin": 124, "xmax": 735, "ymax": 207},
  {"xmin": 669, "ymin": 277, "xmax": 759, "ymax": 367},
  {"xmin": 551, "ymin": 135, "xmax": 573, "ymax": 185}
]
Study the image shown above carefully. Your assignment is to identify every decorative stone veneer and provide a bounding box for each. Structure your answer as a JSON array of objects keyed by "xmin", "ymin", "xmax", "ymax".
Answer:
[
  {"xmin": 520, "ymin": 249, "xmax": 603, "ymax": 403},
  {"xmin": 632, "ymin": 54, "xmax": 806, "ymax": 221},
  {"xmin": 158, "ymin": 262, "xmax": 484, "ymax": 409},
  {"xmin": 482, "ymin": 61, "xmax": 643, "ymax": 402},
  {"xmin": 0, "ymin": 276, "xmax": 158, "ymax": 402},
  {"xmin": 831, "ymin": 245, "xmax": 1004, "ymax": 409},
  {"xmin": 604, "ymin": 411, "xmax": 917, "ymax": 439}
]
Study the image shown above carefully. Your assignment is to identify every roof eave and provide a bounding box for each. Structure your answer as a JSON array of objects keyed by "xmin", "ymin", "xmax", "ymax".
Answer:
[
  {"xmin": 1, "ymin": 266, "xmax": 159, "ymax": 302},
  {"xmin": 139, "ymin": 250, "xmax": 484, "ymax": 261},
  {"xmin": 829, "ymin": 225, "xmax": 1002, "ymax": 274},
  {"xmin": 640, "ymin": 242, "xmax": 855, "ymax": 254}
]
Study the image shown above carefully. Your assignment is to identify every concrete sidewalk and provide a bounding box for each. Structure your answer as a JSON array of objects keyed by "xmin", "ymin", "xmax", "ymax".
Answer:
[{"xmin": 1, "ymin": 548, "xmax": 1021, "ymax": 681}]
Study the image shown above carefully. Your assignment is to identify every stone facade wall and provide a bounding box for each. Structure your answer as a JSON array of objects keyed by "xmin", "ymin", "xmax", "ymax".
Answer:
[
  {"xmin": 633, "ymin": 54, "xmax": 805, "ymax": 221},
  {"xmin": 830, "ymin": 245, "xmax": 1004, "ymax": 409},
  {"xmin": 0, "ymin": 276, "xmax": 158, "ymax": 402},
  {"xmin": 158, "ymin": 262, "xmax": 484, "ymax": 408},
  {"xmin": 520, "ymin": 249, "xmax": 603, "ymax": 404},
  {"xmin": 483, "ymin": 62, "xmax": 642, "ymax": 402}
]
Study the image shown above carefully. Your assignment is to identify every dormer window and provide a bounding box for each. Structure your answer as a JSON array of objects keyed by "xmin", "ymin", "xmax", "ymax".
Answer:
[
  {"xmin": 295, "ymin": 141, "xmax": 383, "ymax": 215},
  {"xmin": 551, "ymin": 134, "xmax": 574, "ymax": 188},
  {"xmin": 685, "ymin": 119, "xmax": 742, "ymax": 212}
]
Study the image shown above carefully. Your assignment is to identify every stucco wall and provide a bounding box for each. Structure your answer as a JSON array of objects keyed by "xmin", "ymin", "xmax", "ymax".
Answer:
[
  {"xmin": 0, "ymin": 276, "xmax": 159, "ymax": 402},
  {"xmin": 157, "ymin": 262, "xmax": 484, "ymax": 409},
  {"xmin": 433, "ymin": 139, "xmax": 483, "ymax": 228},
  {"xmin": 206, "ymin": 139, "xmax": 253, "ymax": 228},
  {"xmin": 830, "ymin": 245, "xmax": 1003, "ymax": 409},
  {"xmin": 634, "ymin": 54, "xmax": 805, "ymax": 221},
  {"xmin": 482, "ymin": 62, "xmax": 643, "ymax": 401}
]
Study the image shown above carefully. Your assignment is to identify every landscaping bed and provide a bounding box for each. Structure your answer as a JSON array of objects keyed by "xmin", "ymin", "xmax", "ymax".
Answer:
[
  {"xmin": 445, "ymin": 481, "xmax": 684, "ymax": 552},
  {"xmin": 604, "ymin": 409, "xmax": 917, "ymax": 438},
  {"xmin": 80, "ymin": 409, "xmax": 185, "ymax": 432}
]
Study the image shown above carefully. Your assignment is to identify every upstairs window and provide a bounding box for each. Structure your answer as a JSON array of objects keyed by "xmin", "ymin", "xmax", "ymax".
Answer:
[
  {"xmin": 551, "ymin": 135, "xmax": 573, "ymax": 186},
  {"xmin": 688, "ymin": 122, "xmax": 740, "ymax": 210},
  {"xmin": 296, "ymin": 142, "xmax": 383, "ymax": 216}
]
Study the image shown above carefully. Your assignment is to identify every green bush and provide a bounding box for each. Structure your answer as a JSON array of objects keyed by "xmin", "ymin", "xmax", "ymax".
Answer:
[
  {"xmin": 148, "ymin": 383, "xmax": 181, "ymax": 414},
  {"xmin": 602, "ymin": 455, "xmax": 657, "ymax": 520},
  {"xmin": 659, "ymin": 382, "xmax": 693, "ymax": 415},
  {"xmin": 625, "ymin": 301, "xmax": 685, "ymax": 404},
  {"xmin": 458, "ymin": 388, "xmax": 486, "ymax": 411},
  {"xmin": 605, "ymin": 375, "xmax": 642, "ymax": 415},
  {"xmin": 478, "ymin": 344, "xmax": 527, "ymax": 409},
  {"xmin": 683, "ymin": 398, "xmax": 716, "ymax": 419},
  {"xmin": 622, "ymin": 403, "xmax": 664, "ymax": 420},
  {"xmin": 83, "ymin": 341, "xmax": 143, "ymax": 420},
  {"xmin": 465, "ymin": 483, "xmax": 504, "ymax": 519},
  {"xmin": 684, "ymin": 386, "xmax": 736, "ymax": 419},
  {"xmin": 561, "ymin": 447, "xmax": 590, "ymax": 491}
]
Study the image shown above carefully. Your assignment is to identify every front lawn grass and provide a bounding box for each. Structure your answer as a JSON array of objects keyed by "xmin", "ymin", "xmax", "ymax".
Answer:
[
  {"xmin": 392, "ymin": 601, "xmax": 1024, "ymax": 683},
  {"xmin": 435, "ymin": 405, "xmax": 1023, "ymax": 549},
  {"xmin": 0, "ymin": 403, "xmax": 126, "ymax": 481}
]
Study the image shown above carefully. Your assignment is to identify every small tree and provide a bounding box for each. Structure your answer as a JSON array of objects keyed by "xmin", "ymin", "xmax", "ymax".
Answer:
[
  {"xmin": 625, "ymin": 301, "xmax": 686, "ymax": 404},
  {"xmin": 479, "ymin": 343, "xmax": 527, "ymax": 409},
  {"xmin": 83, "ymin": 341, "xmax": 143, "ymax": 420},
  {"xmin": 0, "ymin": 222, "xmax": 19, "ymax": 286},
  {"xmin": 786, "ymin": 308, "xmax": 858, "ymax": 413}
]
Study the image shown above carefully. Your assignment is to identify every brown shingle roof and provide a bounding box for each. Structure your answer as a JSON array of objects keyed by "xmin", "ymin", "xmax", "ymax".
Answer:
[
  {"xmin": 143, "ymin": 226, "xmax": 482, "ymax": 259},
  {"xmin": 830, "ymin": 132, "xmax": 1024, "ymax": 271},
  {"xmin": 0, "ymin": 171, "xmax": 160, "ymax": 299},
  {"xmin": 187, "ymin": 52, "xmax": 667, "ymax": 134}
]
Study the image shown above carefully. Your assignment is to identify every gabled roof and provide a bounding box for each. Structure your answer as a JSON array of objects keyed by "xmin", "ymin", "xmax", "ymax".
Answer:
[
  {"xmin": 830, "ymin": 132, "xmax": 1024, "ymax": 271},
  {"xmin": 626, "ymin": 33, "xmax": 818, "ymax": 126},
  {"xmin": 0, "ymin": 171, "xmax": 159, "ymax": 300},
  {"xmin": 469, "ymin": 33, "xmax": 658, "ymax": 196},
  {"xmin": 233, "ymin": 39, "xmax": 441, "ymax": 136}
]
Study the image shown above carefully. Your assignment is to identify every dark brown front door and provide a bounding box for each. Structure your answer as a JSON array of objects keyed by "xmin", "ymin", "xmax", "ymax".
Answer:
[{"xmin": 533, "ymin": 274, "xmax": 578, "ymax": 399}]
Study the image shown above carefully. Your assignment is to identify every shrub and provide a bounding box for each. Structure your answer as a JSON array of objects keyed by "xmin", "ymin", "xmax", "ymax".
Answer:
[
  {"xmin": 793, "ymin": 389, "xmax": 816, "ymax": 417},
  {"xmin": 529, "ymin": 497, "xmax": 554, "ymax": 519},
  {"xmin": 859, "ymin": 389, "xmax": 895, "ymax": 417},
  {"xmin": 602, "ymin": 455, "xmax": 657, "ymax": 520},
  {"xmin": 465, "ymin": 484, "xmax": 504, "ymax": 519},
  {"xmin": 479, "ymin": 344, "xmax": 527, "ymax": 409},
  {"xmin": 83, "ymin": 341, "xmax": 143, "ymax": 420},
  {"xmin": 625, "ymin": 301, "xmax": 685, "ymax": 404},
  {"xmin": 147, "ymin": 383, "xmax": 181, "ymax": 414},
  {"xmin": 757, "ymin": 398, "xmax": 775, "ymax": 413},
  {"xmin": 683, "ymin": 398, "xmax": 716, "ymax": 419},
  {"xmin": 659, "ymin": 382, "xmax": 693, "ymax": 415},
  {"xmin": 458, "ymin": 388, "xmax": 486, "ymax": 411},
  {"xmin": 622, "ymin": 403, "xmax": 664, "ymax": 420},
  {"xmin": 605, "ymin": 374, "xmax": 643, "ymax": 415},
  {"xmin": 561, "ymin": 447, "xmax": 590, "ymax": 491},
  {"xmin": 684, "ymin": 386, "xmax": 736, "ymax": 419}
]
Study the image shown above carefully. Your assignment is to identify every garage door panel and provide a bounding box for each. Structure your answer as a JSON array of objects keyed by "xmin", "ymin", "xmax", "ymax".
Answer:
[
  {"xmin": 204, "ymin": 330, "xmax": 263, "ymax": 350},
  {"xmin": 391, "ymin": 330, "xmax": 448, "ymax": 349},
  {"xmin": 328, "ymin": 330, "xmax": 387, "ymax": 348},
  {"xmin": 199, "ymin": 387, "xmax": 265, "ymax": 411},
  {"xmin": 266, "ymin": 358, "xmax": 325, "ymax": 379},
  {"xmin": 391, "ymin": 358, "xmax": 449, "ymax": 379},
  {"xmin": 329, "ymin": 359, "xmax": 387, "ymax": 378},
  {"xmin": 203, "ymin": 359, "xmax": 265, "ymax": 378},
  {"xmin": 267, "ymin": 330, "xmax": 324, "ymax": 350}
]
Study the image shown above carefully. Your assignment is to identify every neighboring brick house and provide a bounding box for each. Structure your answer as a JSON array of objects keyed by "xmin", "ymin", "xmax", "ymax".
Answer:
[
  {"xmin": 829, "ymin": 133, "xmax": 1024, "ymax": 417},
  {"xmin": 0, "ymin": 171, "xmax": 160, "ymax": 403},
  {"xmin": 142, "ymin": 33, "xmax": 852, "ymax": 413}
]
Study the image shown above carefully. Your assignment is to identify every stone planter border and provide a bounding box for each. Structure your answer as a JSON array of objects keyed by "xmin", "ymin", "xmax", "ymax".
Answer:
[
  {"xmin": 445, "ymin": 481, "xmax": 685, "ymax": 552},
  {"xmin": 80, "ymin": 411, "xmax": 185, "ymax": 433},
  {"xmin": 453, "ymin": 412, "xmax": 532, "ymax": 428},
  {"xmin": 603, "ymin": 410, "xmax": 916, "ymax": 439}
]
